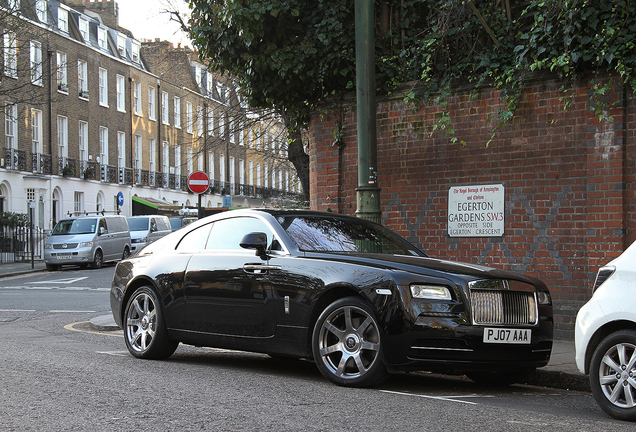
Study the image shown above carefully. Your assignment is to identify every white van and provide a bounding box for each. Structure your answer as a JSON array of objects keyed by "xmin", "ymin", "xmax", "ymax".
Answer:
[
  {"xmin": 44, "ymin": 215, "xmax": 131, "ymax": 271},
  {"xmin": 127, "ymin": 215, "xmax": 172, "ymax": 252}
]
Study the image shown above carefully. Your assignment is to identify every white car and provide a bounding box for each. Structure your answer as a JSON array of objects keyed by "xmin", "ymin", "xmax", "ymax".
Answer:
[{"xmin": 575, "ymin": 241, "xmax": 636, "ymax": 421}]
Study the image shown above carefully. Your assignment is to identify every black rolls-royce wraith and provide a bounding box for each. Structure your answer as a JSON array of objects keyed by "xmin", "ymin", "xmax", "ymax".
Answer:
[{"xmin": 110, "ymin": 209, "xmax": 553, "ymax": 387}]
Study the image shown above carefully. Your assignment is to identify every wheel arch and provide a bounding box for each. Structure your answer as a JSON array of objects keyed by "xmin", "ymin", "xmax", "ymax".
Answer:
[
  {"xmin": 119, "ymin": 275, "xmax": 160, "ymax": 325},
  {"xmin": 306, "ymin": 285, "xmax": 370, "ymax": 356},
  {"xmin": 585, "ymin": 320, "xmax": 636, "ymax": 374}
]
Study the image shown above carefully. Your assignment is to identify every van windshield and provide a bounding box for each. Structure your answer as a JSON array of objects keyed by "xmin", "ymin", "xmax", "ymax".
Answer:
[
  {"xmin": 127, "ymin": 218, "xmax": 150, "ymax": 231},
  {"xmin": 52, "ymin": 219, "xmax": 98, "ymax": 235}
]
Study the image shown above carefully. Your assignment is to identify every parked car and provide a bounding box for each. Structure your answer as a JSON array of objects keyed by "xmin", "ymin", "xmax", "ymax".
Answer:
[
  {"xmin": 168, "ymin": 216, "xmax": 197, "ymax": 232},
  {"xmin": 575, "ymin": 241, "xmax": 636, "ymax": 421},
  {"xmin": 111, "ymin": 209, "xmax": 553, "ymax": 387},
  {"xmin": 127, "ymin": 215, "xmax": 172, "ymax": 252},
  {"xmin": 45, "ymin": 214, "xmax": 131, "ymax": 270}
]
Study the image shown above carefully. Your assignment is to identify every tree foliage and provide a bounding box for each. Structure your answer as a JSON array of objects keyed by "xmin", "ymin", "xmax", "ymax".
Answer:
[{"xmin": 188, "ymin": 0, "xmax": 636, "ymax": 132}]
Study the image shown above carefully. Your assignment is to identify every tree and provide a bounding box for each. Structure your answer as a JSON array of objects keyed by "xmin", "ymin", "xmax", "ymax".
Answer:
[{"xmin": 186, "ymin": 0, "xmax": 636, "ymax": 159}]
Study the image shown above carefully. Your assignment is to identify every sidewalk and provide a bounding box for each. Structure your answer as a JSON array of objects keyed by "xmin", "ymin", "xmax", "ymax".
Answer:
[{"xmin": 0, "ymin": 260, "xmax": 590, "ymax": 392}]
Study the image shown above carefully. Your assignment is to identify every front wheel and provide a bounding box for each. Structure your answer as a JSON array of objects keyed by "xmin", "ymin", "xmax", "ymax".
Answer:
[
  {"xmin": 124, "ymin": 286, "xmax": 178, "ymax": 359},
  {"xmin": 91, "ymin": 249, "xmax": 103, "ymax": 269},
  {"xmin": 590, "ymin": 330, "xmax": 636, "ymax": 421},
  {"xmin": 312, "ymin": 297, "xmax": 388, "ymax": 387},
  {"xmin": 122, "ymin": 246, "xmax": 130, "ymax": 260}
]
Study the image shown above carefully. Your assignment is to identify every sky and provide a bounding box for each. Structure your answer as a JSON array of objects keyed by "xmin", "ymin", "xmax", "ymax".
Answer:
[{"xmin": 117, "ymin": 0, "xmax": 192, "ymax": 46}]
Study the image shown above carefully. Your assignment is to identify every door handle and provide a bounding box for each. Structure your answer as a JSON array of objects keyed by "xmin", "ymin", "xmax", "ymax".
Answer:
[{"xmin": 243, "ymin": 264, "xmax": 282, "ymax": 274}]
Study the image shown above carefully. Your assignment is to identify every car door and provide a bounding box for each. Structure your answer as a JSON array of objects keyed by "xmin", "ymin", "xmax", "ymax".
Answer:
[{"xmin": 183, "ymin": 216, "xmax": 278, "ymax": 337}]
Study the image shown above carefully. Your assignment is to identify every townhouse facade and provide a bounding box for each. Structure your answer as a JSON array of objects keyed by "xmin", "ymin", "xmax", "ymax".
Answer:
[{"xmin": 1, "ymin": 0, "xmax": 302, "ymax": 231}]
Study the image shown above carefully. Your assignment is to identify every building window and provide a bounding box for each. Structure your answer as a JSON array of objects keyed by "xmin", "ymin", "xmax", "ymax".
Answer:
[
  {"xmin": 174, "ymin": 97, "xmax": 181, "ymax": 128},
  {"xmin": 99, "ymin": 126, "xmax": 108, "ymax": 166},
  {"xmin": 197, "ymin": 106, "xmax": 203, "ymax": 137},
  {"xmin": 207, "ymin": 108, "xmax": 214, "ymax": 136},
  {"xmin": 78, "ymin": 59, "xmax": 88, "ymax": 99},
  {"xmin": 8, "ymin": 0, "xmax": 19, "ymax": 11},
  {"xmin": 187, "ymin": 147, "xmax": 193, "ymax": 172},
  {"xmin": 117, "ymin": 131, "xmax": 126, "ymax": 169},
  {"xmin": 186, "ymin": 101, "xmax": 193, "ymax": 134},
  {"xmin": 148, "ymin": 86, "xmax": 156, "ymax": 121},
  {"xmin": 174, "ymin": 145, "xmax": 181, "ymax": 177},
  {"xmin": 238, "ymin": 123, "xmax": 244, "ymax": 146},
  {"xmin": 134, "ymin": 134, "xmax": 142, "ymax": 171},
  {"xmin": 134, "ymin": 81, "xmax": 142, "ymax": 115},
  {"xmin": 256, "ymin": 163, "xmax": 261, "ymax": 187},
  {"xmin": 116, "ymin": 75, "xmax": 125, "ymax": 112},
  {"xmin": 117, "ymin": 34, "xmax": 126, "ymax": 57},
  {"xmin": 198, "ymin": 150, "xmax": 203, "ymax": 171},
  {"xmin": 56, "ymin": 51, "xmax": 67, "ymax": 92},
  {"xmin": 58, "ymin": 6, "xmax": 68, "ymax": 33},
  {"xmin": 74, "ymin": 192, "xmax": 84, "ymax": 214},
  {"xmin": 30, "ymin": 40, "xmax": 43, "ymax": 86},
  {"xmin": 208, "ymin": 152, "xmax": 215, "ymax": 181},
  {"xmin": 98, "ymin": 27, "xmax": 107, "ymax": 50},
  {"xmin": 36, "ymin": 0, "xmax": 47, "ymax": 23},
  {"xmin": 3, "ymin": 32, "xmax": 17, "ymax": 78},
  {"xmin": 149, "ymin": 138, "xmax": 156, "ymax": 173},
  {"xmin": 57, "ymin": 116, "xmax": 68, "ymax": 161},
  {"xmin": 5, "ymin": 103, "xmax": 17, "ymax": 150},
  {"xmin": 162, "ymin": 91, "xmax": 169, "ymax": 125},
  {"xmin": 32, "ymin": 109, "xmax": 43, "ymax": 156},
  {"xmin": 219, "ymin": 115, "xmax": 224, "ymax": 138},
  {"xmin": 162, "ymin": 141, "xmax": 169, "ymax": 175},
  {"xmin": 79, "ymin": 18, "xmax": 89, "ymax": 43},
  {"xmin": 131, "ymin": 40, "xmax": 141, "ymax": 63},
  {"xmin": 99, "ymin": 68, "xmax": 108, "ymax": 107},
  {"xmin": 229, "ymin": 119, "xmax": 235, "ymax": 144},
  {"xmin": 79, "ymin": 121, "xmax": 88, "ymax": 164},
  {"xmin": 248, "ymin": 161, "xmax": 253, "ymax": 186}
]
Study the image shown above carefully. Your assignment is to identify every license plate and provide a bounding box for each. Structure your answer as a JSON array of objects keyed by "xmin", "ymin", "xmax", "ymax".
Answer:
[
  {"xmin": 483, "ymin": 328, "xmax": 531, "ymax": 344},
  {"xmin": 56, "ymin": 254, "xmax": 71, "ymax": 260}
]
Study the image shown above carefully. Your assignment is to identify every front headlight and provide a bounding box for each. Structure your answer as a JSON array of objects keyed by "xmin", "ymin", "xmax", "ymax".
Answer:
[
  {"xmin": 537, "ymin": 291, "xmax": 550, "ymax": 305},
  {"xmin": 44, "ymin": 242, "xmax": 52, "ymax": 249},
  {"xmin": 78, "ymin": 241, "xmax": 93, "ymax": 248},
  {"xmin": 132, "ymin": 237, "xmax": 147, "ymax": 244},
  {"xmin": 410, "ymin": 284, "xmax": 452, "ymax": 300}
]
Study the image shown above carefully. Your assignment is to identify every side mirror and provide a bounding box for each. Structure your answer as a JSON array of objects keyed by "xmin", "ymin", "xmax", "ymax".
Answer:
[
  {"xmin": 99, "ymin": 226, "xmax": 106, "ymax": 235},
  {"xmin": 240, "ymin": 232, "xmax": 268, "ymax": 259}
]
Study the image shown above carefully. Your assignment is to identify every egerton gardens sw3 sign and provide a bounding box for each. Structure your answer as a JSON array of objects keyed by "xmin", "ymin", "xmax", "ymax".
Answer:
[
  {"xmin": 187, "ymin": 171, "xmax": 210, "ymax": 194},
  {"xmin": 447, "ymin": 184, "xmax": 505, "ymax": 237}
]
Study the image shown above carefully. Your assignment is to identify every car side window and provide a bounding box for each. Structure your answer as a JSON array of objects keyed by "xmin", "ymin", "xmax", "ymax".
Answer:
[
  {"xmin": 206, "ymin": 217, "xmax": 274, "ymax": 251},
  {"xmin": 98, "ymin": 219, "xmax": 108, "ymax": 234},
  {"xmin": 176, "ymin": 223, "xmax": 213, "ymax": 251}
]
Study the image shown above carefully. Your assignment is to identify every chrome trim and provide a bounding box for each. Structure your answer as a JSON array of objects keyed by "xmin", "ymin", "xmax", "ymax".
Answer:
[
  {"xmin": 411, "ymin": 346, "xmax": 473, "ymax": 352},
  {"xmin": 375, "ymin": 289, "xmax": 392, "ymax": 295}
]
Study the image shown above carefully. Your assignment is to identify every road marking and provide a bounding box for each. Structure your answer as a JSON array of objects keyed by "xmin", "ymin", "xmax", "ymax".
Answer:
[
  {"xmin": 97, "ymin": 351, "xmax": 129, "ymax": 357},
  {"xmin": 380, "ymin": 389, "xmax": 490, "ymax": 405},
  {"xmin": 51, "ymin": 310, "xmax": 97, "ymax": 313},
  {"xmin": 0, "ymin": 309, "xmax": 36, "ymax": 312},
  {"xmin": 30, "ymin": 277, "xmax": 89, "ymax": 284},
  {"xmin": 0, "ymin": 286, "xmax": 109, "ymax": 291},
  {"xmin": 65, "ymin": 321, "xmax": 123, "ymax": 338}
]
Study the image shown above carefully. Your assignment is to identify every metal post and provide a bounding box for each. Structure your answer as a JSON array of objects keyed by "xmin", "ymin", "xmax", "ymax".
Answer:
[{"xmin": 355, "ymin": 0, "xmax": 381, "ymax": 223}]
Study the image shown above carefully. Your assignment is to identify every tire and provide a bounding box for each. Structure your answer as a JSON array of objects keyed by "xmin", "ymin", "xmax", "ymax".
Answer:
[
  {"xmin": 124, "ymin": 286, "xmax": 178, "ymax": 360},
  {"xmin": 590, "ymin": 330, "xmax": 636, "ymax": 421},
  {"xmin": 312, "ymin": 297, "xmax": 388, "ymax": 387},
  {"xmin": 466, "ymin": 370, "xmax": 533, "ymax": 387},
  {"xmin": 91, "ymin": 249, "xmax": 103, "ymax": 269},
  {"xmin": 122, "ymin": 246, "xmax": 130, "ymax": 260},
  {"xmin": 46, "ymin": 263, "xmax": 59, "ymax": 271}
]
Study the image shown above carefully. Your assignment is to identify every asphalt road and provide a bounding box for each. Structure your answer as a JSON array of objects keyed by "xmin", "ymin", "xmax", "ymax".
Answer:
[{"xmin": 0, "ymin": 268, "xmax": 633, "ymax": 431}]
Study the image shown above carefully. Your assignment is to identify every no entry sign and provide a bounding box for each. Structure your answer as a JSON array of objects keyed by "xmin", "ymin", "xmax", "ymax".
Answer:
[{"xmin": 187, "ymin": 171, "xmax": 210, "ymax": 194}]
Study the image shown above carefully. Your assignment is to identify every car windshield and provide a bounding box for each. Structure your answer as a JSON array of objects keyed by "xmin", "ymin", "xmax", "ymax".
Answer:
[
  {"xmin": 51, "ymin": 218, "xmax": 97, "ymax": 235},
  {"xmin": 127, "ymin": 218, "xmax": 150, "ymax": 231},
  {"xmin": 279, "ymin": 215, "xmax": 426, "ymax": 256}
]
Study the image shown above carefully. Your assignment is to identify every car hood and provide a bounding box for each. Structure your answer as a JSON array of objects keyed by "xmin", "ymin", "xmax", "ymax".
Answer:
[
  {"xmin": 302, "ymin": 252, "xmax": 542, "ymax": 285},
  {"xmin": 48, "ymin": 233, "xmax": 95, "ymax": 243}
]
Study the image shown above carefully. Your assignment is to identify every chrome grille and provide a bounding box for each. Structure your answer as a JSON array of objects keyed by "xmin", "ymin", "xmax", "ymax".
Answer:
[
  {"xmin": 53, "ymin": 243, "xmax": 78, "ymax": 249},
  {"xmin": 471, "ymin": 289, "xmax": 538, "ymax": 325}
]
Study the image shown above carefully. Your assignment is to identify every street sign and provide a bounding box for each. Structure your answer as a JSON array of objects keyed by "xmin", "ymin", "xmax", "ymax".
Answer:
[
  {"xmin": 117, "ymin": 192, "xmax": 124, "ymax": 206},
  {"xmin": 187, "ymin": 171, "xmax": 210, "ymax": 194}
]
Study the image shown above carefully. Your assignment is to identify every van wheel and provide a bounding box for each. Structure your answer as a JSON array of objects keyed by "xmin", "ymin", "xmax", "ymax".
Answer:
[
  {"xmin": 91, "ymin": 249, "xmax": 103, "ymax": 269},
  {"xmin": 122, "ymin": 246, "xmax": 130, "ymax": 260}
]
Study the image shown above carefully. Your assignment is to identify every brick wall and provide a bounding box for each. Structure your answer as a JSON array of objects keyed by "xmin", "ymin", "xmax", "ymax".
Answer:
[{"xmin": 308, "ymin": 77, "xmax": 635, "ymax": 339}]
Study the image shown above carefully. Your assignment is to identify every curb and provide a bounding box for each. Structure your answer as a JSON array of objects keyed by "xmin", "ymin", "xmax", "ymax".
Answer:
[
  {"xmin": 525, "ymin": 369, "xmax": 590, "ymax": 392},
  {"xmin": 89, "ymin": 314, "xmax": 121, "ymax": 332}
]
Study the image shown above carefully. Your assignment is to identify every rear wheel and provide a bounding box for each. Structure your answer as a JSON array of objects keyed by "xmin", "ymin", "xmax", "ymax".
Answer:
[
  {"xmin": 91, "ymin": 249, "xmax": 103, "ymax": 269},
  {"xmin": 312, "ymin": 297, "xmax": 388, "ymax": 387},
  {"xmin": 590, "ymin": 330, "xmax": 636, "ymax": 421},
  {"xmin": 122, "ymin": 246, "xmax": 130, "ymax": 260},
  {"xmin": 124, "ymin": 286, "xmax": 178, "ymax": 359}
]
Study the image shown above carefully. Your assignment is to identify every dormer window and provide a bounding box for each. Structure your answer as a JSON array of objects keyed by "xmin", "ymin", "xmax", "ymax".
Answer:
[
  {"xmin": 98, "ymin": 27, "xmax": 107, "ymax": 50},
  {"xmin": 117, "ymin": 34, "xmax": 126, "ymax": 57},
  {"xmin": 131, "ymin": 40, "xmax": 141, "ymax": 63},
  {"xmin": 79, "ymin": 18, "xmax": 89, "ymax": 43},
  {"xmin": 36, "ymin": 0, "xmax": 47, "ymax": 23},
  {"xmin": 58, "ymin": 6, "xmax": 68, "ymax": 33}
]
